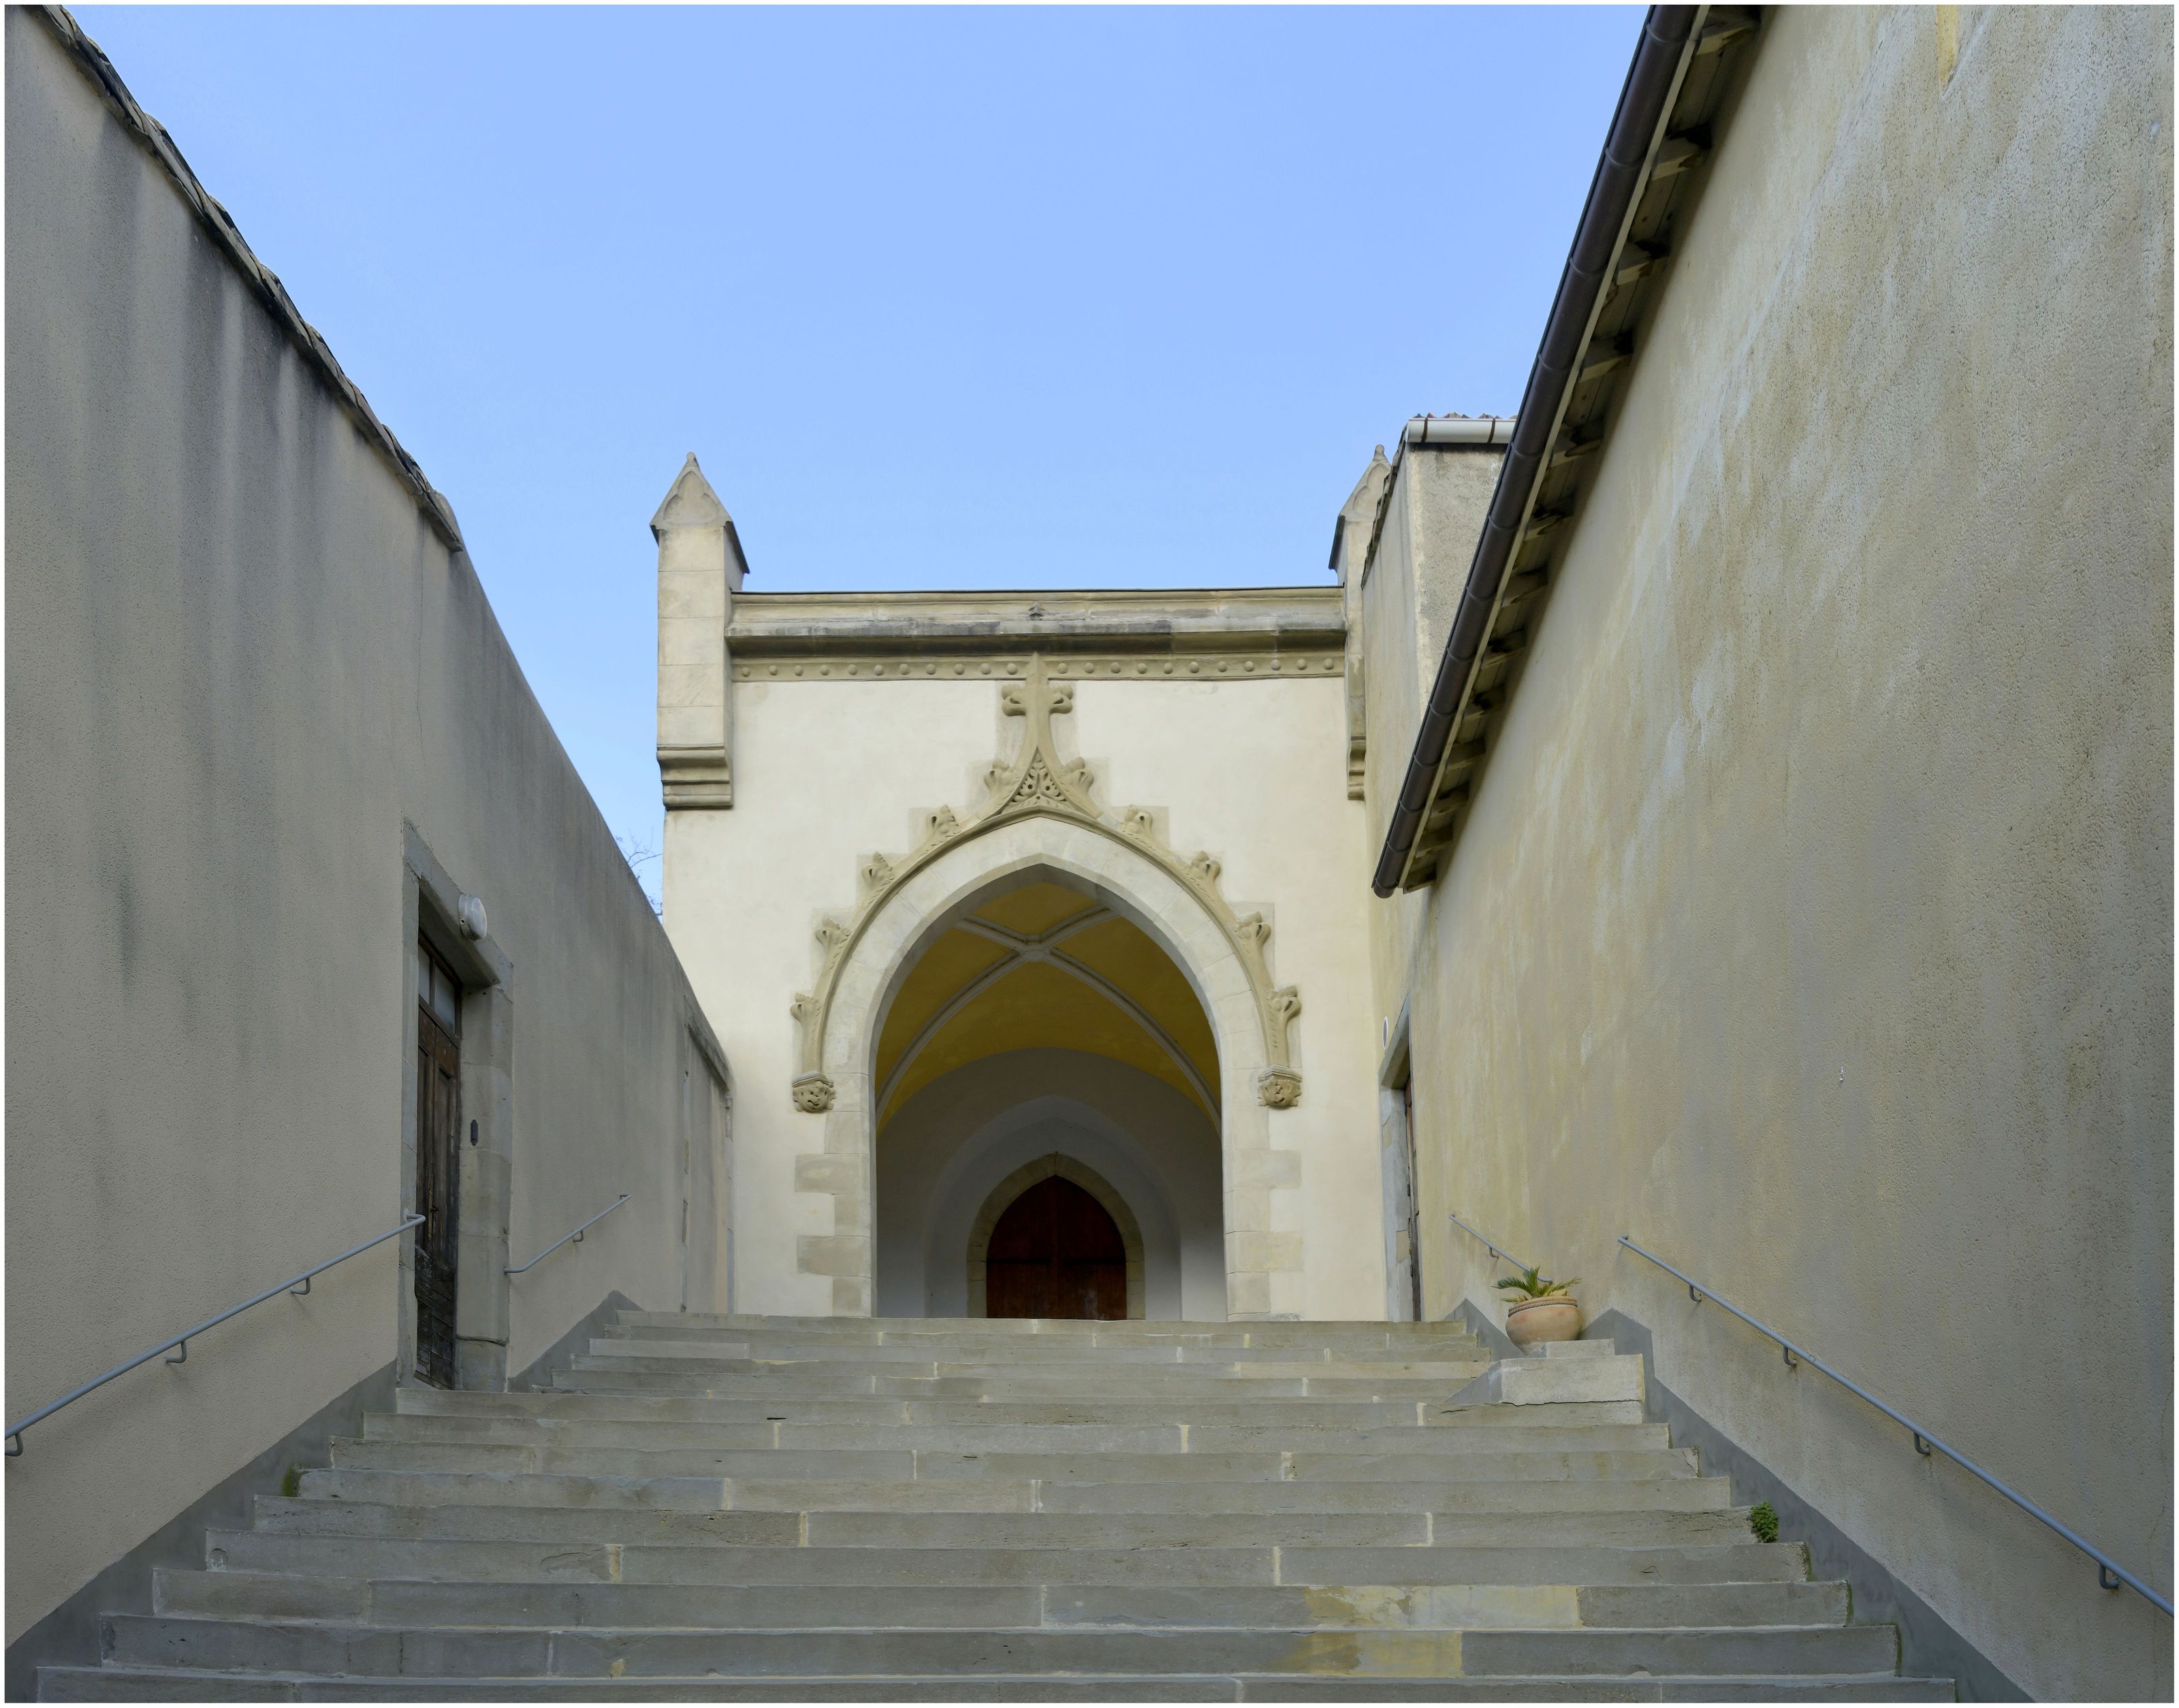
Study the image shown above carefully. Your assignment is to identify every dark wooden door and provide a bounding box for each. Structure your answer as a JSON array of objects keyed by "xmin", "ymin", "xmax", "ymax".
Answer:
[
  {"xmin": 414, "ymin": 940, "xmax": 462, "ymax": 1388},
  {"xmin": 985, "ymin": 1176, "xmax": 1126, "ymax": 1320}
]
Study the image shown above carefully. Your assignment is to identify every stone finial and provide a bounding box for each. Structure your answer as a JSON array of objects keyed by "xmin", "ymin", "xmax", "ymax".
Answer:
[
  {"xmin": 650, "ymin": 453, "xmax": 749, "ymax": 590},
  {"xmin": 655, "ymin": 453, "xmax": 739, "ymax": 811}
]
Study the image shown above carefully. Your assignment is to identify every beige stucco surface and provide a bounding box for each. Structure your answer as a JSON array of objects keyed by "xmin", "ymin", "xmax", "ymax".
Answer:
[
  {"xmin": 1377, "ymin": 8, "xmax": 2172, "ymax": 1698},
  {"xmin": 667, "ymin": 670, "xmax": 1385, "ymax": 1321},
  {"xmin": 1354, "ymin": 446, "xmax": 1504, "ymax": 1033},
  {"xmin": 5, "ymin": 14, "xmax": 728, "ymax": 1643}
]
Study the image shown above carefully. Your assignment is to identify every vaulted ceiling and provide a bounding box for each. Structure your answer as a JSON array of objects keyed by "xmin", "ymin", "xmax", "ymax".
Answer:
[{"xmin": 874, "ymin": 880, "xmax": 1220, "ymax": 1129}]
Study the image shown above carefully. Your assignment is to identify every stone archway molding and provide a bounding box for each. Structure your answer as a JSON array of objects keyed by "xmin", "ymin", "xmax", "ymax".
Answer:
[
  {"xmin": 788, "ymin": 656, "xmax": 1302, "ymax": 1118},
  {"xmin": 786, "ymin": 660, "xmax": 1308, "ymax": 1321},
  {"xmin": 965, "ymin": 1153, "xmax": 1146, "ymax": 1320}
]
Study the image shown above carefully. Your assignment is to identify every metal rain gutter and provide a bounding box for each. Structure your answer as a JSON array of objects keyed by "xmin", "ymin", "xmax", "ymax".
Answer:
[{"xmin": 1371, "ymin": 5, "xmax": 1703, "ymax": 897}]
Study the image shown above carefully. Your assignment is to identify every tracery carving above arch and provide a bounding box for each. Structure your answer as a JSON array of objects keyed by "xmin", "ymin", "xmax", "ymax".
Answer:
[{"xmin": 789, "ymin": 656, "xmax": 1302, "ymax": 1115}]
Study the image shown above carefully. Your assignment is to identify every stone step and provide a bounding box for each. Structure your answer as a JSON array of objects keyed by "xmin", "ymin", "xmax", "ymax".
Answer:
[
  {"xmin": 303, "ymin": 1449, "xmax": 1699, "ymax": 1513},
  {"xmin": 363, "ymin": 1411, "xmax": 1688, "ymax": 1458},
  {"xmin": 328, "ymin": 1437, "xmax": 1687, "ymax": 1481},
  {"xmin": 1448, "ymin": 1355, "xmax": 1647, "ymax": 1409},
  {"xmin": 351, "ymin": 1418, "xmax": 1661, "ymax": 1455},
  {"xmin": 595, "ymin": 1336, "xmax": 1486, "ymax": 1366},
  {"xmin": 39, "ymin": 1664, "xmax": 1958, "ymax": 1702},
  {"xmin": 576, "ymin": 1347, "xmax": 1491, "ymax": 1376},
  {"xmin": 271, "ymin": 1475, "xmax": 1730, "ymax": 1522},
  {"xmin": 385, "ymin": 1396, "xmax": 1617, "ymax": 1432},
  {"xmin": 617, "ymin": 1313, "xmax": 1482, "ymax": 1342},
  {"xmin": 558, "ymin": 1359, "xmax": 1491, "ymax": 1391},
  {"xmin": 549, "ymin": 1376, "xmax": 1493, "ymax": 1405},
  {"xmin": 97, "ymin": 1613, "xmax": 1903, "ymax": 1680},
  {"xmin": 238, "ymin": 1498, "xmax": 1760, "ymax": 1549},
  {"xmin": 198, "ymin": 1533, "xmax": 1812, "ymax": 1586},
  {"xmin": 153, "ymin": 1571, "xmax": 1849, "ymax": 1630},
  {"xmin": 409, "ymin": 1389, "xmax": 1649, "ymax": 1430}
]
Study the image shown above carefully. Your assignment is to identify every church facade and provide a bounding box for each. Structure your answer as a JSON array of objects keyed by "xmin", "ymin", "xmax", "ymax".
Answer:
[{"xmin": 653, "ymin": 482, "xmax": 1386, "ymax": 1323}]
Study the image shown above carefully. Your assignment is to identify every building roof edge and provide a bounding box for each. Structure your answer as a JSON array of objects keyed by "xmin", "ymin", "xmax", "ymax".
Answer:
[{"xmin": 31, "ymin": 4, "xmax": 467, "ymax": 553}]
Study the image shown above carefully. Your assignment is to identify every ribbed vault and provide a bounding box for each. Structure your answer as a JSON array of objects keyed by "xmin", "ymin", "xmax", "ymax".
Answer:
[{"xmin": 874, "ymin": 880, "xmax": 1220, "ymax": 1129}]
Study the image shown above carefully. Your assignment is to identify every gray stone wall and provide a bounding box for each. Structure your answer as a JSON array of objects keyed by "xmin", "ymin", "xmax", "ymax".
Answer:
[
  {"xmin": 1380, "ymin": 8, "xmax": 2172, "ymax": 1698},
  {"xmin": 5, "ymin": 10, "xmax": 729, "ymax": 1644}
]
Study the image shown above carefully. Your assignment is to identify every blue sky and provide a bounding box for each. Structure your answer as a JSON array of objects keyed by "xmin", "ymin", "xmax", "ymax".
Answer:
[{"xmin": 74, "ymin": 5, "xmax": 1639, "ymax": 877}]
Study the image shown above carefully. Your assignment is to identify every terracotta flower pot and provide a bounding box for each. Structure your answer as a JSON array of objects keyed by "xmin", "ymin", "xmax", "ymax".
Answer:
[{"xmin": 1506, "ymin": 1295, "xmax": 1582, "ymax": 1349}]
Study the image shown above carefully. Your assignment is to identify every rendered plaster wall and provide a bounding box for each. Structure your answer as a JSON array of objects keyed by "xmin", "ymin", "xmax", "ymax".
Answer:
[
  {"xmin": 4, "ymin": 15, "xmax": 726, "ymax": 1643},
  {"xmin": 874, "ymin": 1050, "xmax": 1226, "ymax": 1319},
  {"xmin": 1385, "ymin": 8, "xmax": 2173, "ymax": 1698},
  {"xmin": 666, "ymin": 668, "xmax": 1384, "ymax": 1320},
  {"xmin": 1356, "ymin": 447, "xmax": 1503, "ymax": 1036}
]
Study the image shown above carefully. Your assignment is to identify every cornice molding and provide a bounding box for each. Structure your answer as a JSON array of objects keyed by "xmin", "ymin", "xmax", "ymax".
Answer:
[
  {"xmin": 729, "ymin": 587, "xmax": 1345, "ymax": 665},
  {"xmin": 738, "ymin": 653, "xmax": 1344, "ymax": 682}
]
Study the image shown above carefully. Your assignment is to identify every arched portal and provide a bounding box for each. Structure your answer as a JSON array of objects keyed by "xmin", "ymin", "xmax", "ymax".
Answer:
[{"xmin": 787, "ymin": 660, "xmax": 1305, "ymax": 1321}]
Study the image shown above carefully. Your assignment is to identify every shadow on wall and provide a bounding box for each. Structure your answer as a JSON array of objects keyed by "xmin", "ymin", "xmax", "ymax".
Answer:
[{"xmin": 874, "ymin": 1049, "xmax": 1224, "ymax": 1319}]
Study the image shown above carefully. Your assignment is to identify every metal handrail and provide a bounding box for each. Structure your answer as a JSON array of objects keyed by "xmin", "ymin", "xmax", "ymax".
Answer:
[
  {"xmin": 1620, "ymin": 1234, "xmax": 2173, "ymax": 1615},
  {"xmin": 5, "ymin": 1214, "xmax": 424, "ymax": 1457},
  {"xmin": 505, "ymin": 1193, "xmax": 629, "ymax": 1275},
  {"xmin": 1448, "ymin": 1212, "xmax": 1532, "ymax": 1275}
]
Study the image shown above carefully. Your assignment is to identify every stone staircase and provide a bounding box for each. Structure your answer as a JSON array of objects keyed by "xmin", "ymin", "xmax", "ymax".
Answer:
[{"xmin": 42, "ymin": 1314, "xmax": 1954, "ymax": 1700}]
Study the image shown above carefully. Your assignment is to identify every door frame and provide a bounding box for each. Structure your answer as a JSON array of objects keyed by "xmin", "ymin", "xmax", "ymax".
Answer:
[
  {"xmin": 400, "ymin": 824, "xmax": 514, "ymax": 1390},
  {"xmin": 1378, "ymin": 1002, "xmax": 1424, "ymax": 1323}
]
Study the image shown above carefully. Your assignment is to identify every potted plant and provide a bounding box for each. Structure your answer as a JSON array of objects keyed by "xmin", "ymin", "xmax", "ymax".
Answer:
[{"xmin": 1497, "ymin": 1266, "xmax": 1582, "ymax": 1349}]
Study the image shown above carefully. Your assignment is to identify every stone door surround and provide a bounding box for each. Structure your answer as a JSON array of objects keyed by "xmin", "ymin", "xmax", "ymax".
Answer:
[{"xmin": 786, "ymin": 662, "xmax": 1308, "ymax": 1320}]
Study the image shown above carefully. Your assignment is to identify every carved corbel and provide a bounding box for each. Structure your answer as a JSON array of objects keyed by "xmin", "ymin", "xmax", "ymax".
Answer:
[{"xmin": 1256, "ymin": 1066, "xmax": 1303, "ymax": 1108}]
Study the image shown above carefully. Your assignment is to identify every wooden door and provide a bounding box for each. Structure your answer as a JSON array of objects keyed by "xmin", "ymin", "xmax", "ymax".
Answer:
[
  {"xmin": 414, "ymin": 939, "xmax": 462, "ymax": 1387},
  {"xmin": 985, "ymin": 1176, "xmax": 1126, "ymax": 1321}
]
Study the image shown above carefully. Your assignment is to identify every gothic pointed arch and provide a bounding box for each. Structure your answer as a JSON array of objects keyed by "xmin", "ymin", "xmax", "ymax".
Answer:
[
  {"xmin": 788, "ymin": 657, "xmax": 1303, "ymax": 1116},
  {"xmin": 783, "ymin": 660, "xmax": 1308, "ymax": 1321}
]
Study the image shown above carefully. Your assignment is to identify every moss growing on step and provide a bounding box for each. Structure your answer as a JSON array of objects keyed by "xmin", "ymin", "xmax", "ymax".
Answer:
[
  {"xmin": 1749, "ymin": 1500, "xmax": 1780, "ymax": 1543},
  {"xmin": 278, "ymin": 1464, "xmax": 301, "ymax": 1499}
]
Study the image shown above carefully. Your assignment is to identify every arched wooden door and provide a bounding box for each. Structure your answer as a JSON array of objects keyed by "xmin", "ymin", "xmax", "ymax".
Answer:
[{"xmin": 984, "ymin": 1176, "xmax": 1126, "ymax": 1319}]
